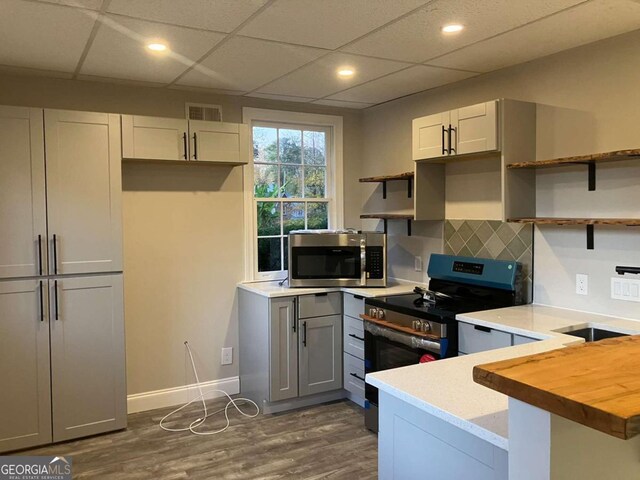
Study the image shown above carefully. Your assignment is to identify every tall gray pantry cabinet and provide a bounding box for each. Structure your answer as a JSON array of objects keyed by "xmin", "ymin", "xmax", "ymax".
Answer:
[{"xmin": 0, "ymin": 107, "xmax": 126, "ymax": 453}]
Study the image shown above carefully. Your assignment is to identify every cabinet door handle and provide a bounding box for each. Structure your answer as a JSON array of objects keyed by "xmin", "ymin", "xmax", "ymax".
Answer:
[
  {"xmin": 54, "ymin": 280, "xmax": 59, "ymax": 320},
  {"xmin": 39, "ymin": 281, "xmax": 44, "ymax": 322},
  {"xmin": 292, "ymin": 299, "xmax": 297, "ymax": 333},
  {"xmin": 441, "ymin": 125, "xmax": 447, "ymax": 155},
  {"xmin": 348, "ymin": 333, "xmax": 365, "ymax": 342},
  {"xmin": 448, "ymin": 125, "xmax": 456, "ymax": 154},
  {"xmin": 302, "ymin": 321, "xmax": 307, "ymax": 347},
  {"xmin": 37, "ymin": 234, "xmax": 43, "ymax": 276},
  {"xmin": 52, "ymin": 234, "xmax": 58, "ymax": 275},
  {"xmin": 192, "ymin": 132, "xmax": 198, "ymax": 160},
  {"xmin": 474, "ymin": 325, "xmax": 491, "ymax": 333},
  {"xmin": 182, "ymin": 132, "xmax": 188, "ymax": 160},
  {"xmin": 350, "ymin": 372, "xmax": 365, "ymax": 382}
]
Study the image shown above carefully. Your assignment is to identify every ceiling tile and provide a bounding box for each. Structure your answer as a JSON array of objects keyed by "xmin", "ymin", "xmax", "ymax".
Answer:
[
  {"xmin": 80, "ymin": 14, "xmax": 226, "ymax": 83},
  {"xmin": 245, "ymin": 92, "xmax": 314, "ymax": 103},
  {"xmin": 168, "ymin": 84, "xmax": 245, "ymax": 95},
  {"xmin": 343, "ymin": 0, "xmax": 586, "ymax": 63},
  {"xmin": 311, "ymin": 99, "xmax": 373, "ymax": 109},
  {"xmin": 0, "ymin": 0, "xmax": 96, "ymax": 72},
  {"xmin": 107, "ymin": 0, "xmax": 268, "ymax": 33},
  {"xmin": 238, "ymin": 0, "xmax": 429, "ymax": 49},
  {"xmin": 327, "ymin": 65, "xmax": 477, "ymax": 104},
  {"xmin": 177, "ymin": 37, "xmax": 326, "ymax": 91},
  {"xmin": 429, "ymin": 0, "xmax": 640, "ymax": 72},
  {"xmin": 257, "ymin": 53, "xmax": 411, "ymax": 99},
  {"xmin": 35, "ymin": 0, "xmax": 102, "ymax": 9}
]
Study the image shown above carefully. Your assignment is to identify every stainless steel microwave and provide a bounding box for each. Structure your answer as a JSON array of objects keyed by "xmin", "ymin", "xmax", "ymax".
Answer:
[{"xmin": 288, "ymin": 231, "xmax": 387, "ymax": 288}]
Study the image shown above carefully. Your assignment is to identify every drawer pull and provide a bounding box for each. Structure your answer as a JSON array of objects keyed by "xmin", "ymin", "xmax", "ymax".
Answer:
[
  {"xmin": 348, "ymin": 333, "xmax": 365, "ymax": 342},
  {"xmin": 350, "ymin": 372, "xmax": 365, "ymax": 382},
  {"xmin": 353, "ymin": 294, "xmax": 364, "ymax": 300},
  {"xmin": 314, "ymin": 292, "xmax": 328, "ymax": 297},
  {"xmin": 474, "ymin": 325, "xmax": 491, "ymax": 333}
]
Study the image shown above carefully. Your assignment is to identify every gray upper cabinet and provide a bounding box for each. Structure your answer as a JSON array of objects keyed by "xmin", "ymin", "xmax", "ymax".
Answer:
[
  {"xmin": 121, "ymin": 115, "xmax": 188, "ymax": 161},
  {"xmin": 45, "ymin": 110, "xmax": 123, "ymax": 275},
  {"xmin": 0, "ymin": 107, "xmax": 47, "ymax": 279},
  {"xmin": 0, "ymin": 280, "xmax": 52, "ymax": 452},
  {"xmin": 412, "ymin": 100, "xmax": 499, "ymax": 160},
  {"xmin": 269, "ymin": 297, "xmax": 299, "ymax": 402},
  {"xmin": 298, "ymin": 314, "xmax": 343, "ymax": 396},
  {"xmin": 122, "ymin": 115, "xmax": 249, "ymax": 165},
  {"xmin": 50, "ymin": 274, "xmax": 126, "ymax": 442}
]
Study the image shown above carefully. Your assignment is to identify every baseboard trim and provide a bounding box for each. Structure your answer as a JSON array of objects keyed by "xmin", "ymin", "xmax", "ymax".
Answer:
[{"xmin": 127, "ymin": 376, "xmax": 240, "ymax": 414}]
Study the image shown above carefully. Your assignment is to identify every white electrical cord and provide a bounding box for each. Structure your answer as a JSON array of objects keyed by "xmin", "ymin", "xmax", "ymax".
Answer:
[{"xmin": 159, "ymin": 341, "xmax": 259, "ymax": 436}]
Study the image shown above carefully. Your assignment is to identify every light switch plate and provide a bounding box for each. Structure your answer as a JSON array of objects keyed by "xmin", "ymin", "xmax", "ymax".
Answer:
[
  {"xmin": 221, "ymin": 347, "xmax": 233, "ymax": 365},
  {"xmin": 415, "ymin": 256, "xmax": 422, "ymax": 272},
  {"xmin": 611, "ymin": 277, "xmax": 640, "ymax": 302}
]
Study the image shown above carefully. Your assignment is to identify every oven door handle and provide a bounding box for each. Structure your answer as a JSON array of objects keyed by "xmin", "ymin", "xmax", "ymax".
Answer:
[{"xmin": 362, "ymin": 315, "xmax": 443, "ymax": 355}]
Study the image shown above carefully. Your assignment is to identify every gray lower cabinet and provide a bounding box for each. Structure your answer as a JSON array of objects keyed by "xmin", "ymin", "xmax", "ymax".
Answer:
[
  {"xmin": 0, "ymin": 275, "xmax": 126, "ymax": 453},
  {"xmin": 0, "ymin": 280, "xmax": 52, "ymax": 452},
  {"xmin": 239, "ymin": 290, "xmax": 343, "ymax": 411}
]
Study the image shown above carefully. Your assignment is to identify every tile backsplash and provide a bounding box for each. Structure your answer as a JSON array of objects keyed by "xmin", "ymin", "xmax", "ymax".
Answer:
[{"xmin": 444, "ymin": 220, "xmax": 533, "ymax": 301}]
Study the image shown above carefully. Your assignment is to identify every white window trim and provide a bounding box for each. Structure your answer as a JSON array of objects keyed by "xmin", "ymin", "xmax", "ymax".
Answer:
[{"xmin": 242, "ymin": 107, "xmax": 344, "ymax": 282}]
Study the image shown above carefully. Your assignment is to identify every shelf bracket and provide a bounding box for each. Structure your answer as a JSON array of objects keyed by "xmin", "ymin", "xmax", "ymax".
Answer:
[
  {"xmin": 586, "ymin": 224, "xmax": 594, "ymax": 250},
  {"xmin": 407, "ymin": 177, "xmax": 412, "ymax": 199},
  {"xmin": 382, "ymin": 181, "xmax": 387, "ymax": 199},
  {"xmin": 588, "ymin": 162, "xmax": 596, "ymax": 191},
  {"xmin": 407, "ymin": 219, "xmax": 412, "ymax": 237}
]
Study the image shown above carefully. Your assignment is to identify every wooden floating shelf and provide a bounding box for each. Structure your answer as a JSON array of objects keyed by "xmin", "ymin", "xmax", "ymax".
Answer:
[
  {"xmin": 360, "ymin": 213, "xmax": 414, "ymax": 236},
  {"xmin": 507, "ymin": 148, "xmax": 640, "ymax": 169},
  {"xmin": 509, "ymin": 217, "xmax": 640, "ymax": 226},
  {"xmin": 359, "ymin": 172, "xmax": 413, "ymax": 182}
]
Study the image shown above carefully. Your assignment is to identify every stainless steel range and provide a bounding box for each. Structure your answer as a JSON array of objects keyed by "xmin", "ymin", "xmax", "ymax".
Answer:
[{"xmin": 363, "ymin": 254, "xmax": 525, "ymax": 432}]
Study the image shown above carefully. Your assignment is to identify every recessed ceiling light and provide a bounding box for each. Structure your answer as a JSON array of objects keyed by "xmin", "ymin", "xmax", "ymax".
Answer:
[
  {"xmin": 337, "ymin": 68, "xmax": 355, "ymax": 78},
  {"xmin": 442, "ymin": 24, "xmax": 464, "ymax": 33},
  {"xmin": 146, "ymin": 42, "xmax": 168, "ymax": 52}
]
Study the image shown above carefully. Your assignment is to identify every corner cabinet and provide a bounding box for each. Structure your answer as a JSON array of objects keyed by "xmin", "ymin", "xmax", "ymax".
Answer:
[
  {"xmin": 412, "ymin": 99, "xmax": 536, "ymax": 221},
  {"xmin": 239, "ymin": 289, "xmax": 343, "ymax": 413},
  {"xmin": 121, "ymin": 114, "xmax": 249, "ymax": 165}
]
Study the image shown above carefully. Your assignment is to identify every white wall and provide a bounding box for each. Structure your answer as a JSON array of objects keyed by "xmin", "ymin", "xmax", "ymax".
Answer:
[
  {"xmin": 361, "ymin": 29, "xmax": 640, "ymax": 318},
  {"xmin": 0, "ymin": 73, "xmax": 363, "ymax": 396}
]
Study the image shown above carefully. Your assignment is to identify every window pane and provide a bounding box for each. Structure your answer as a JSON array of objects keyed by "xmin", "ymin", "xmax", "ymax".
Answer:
[
  {"xmin": 304, "ymin": 166, "xmax": 326, "ymax": 198},
  {"xmin": 279, "ymin": 129, "xmax": 302, "ymax": 164},
  {"xmin": 283, "ymin": 202, "xmax": 305, "ymax": 234},
  {"xmin": 281, "ymin": 165, "xmax": 302, "ymax": 198},
  {"xmin": 303, "ymin": 130, "xmax": 326, "ymax": 165},
  {"xmin": 307, "ymin": 202, "xmax": 328, "ymax": 230},
  {"xmin": 253, "ymin": 127, "xmax": 278, "ymax": 163},
  {"xmin": 257, "ymin": 202, "xmax": 281, "ymax": 236},
  {"xmin": 254, "ymin": 164, "xmax": 278, "ymax": 198},
  {"xmin": 258, "ymin": 237, "xmax": 282, "ymax": 272}
]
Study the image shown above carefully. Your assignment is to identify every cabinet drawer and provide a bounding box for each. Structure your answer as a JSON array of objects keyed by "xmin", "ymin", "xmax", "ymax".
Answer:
[
  {"xmin": 298, "ymin": 292, "xmax": 342, "ymax": 319},
  {"xmin": 343, "ymin": 293, "xmax": 365, "ymax": 319},
  {"xmin": 344, "ymin": 315, "xmax": 365, "ymax": 360},
  {"xmin": 343, "ymin": 352, "xmax": 365, "ymax": 397},
  {"xmin": 459, "ymin": 322, "xmax": 511, "ymax": 354}
]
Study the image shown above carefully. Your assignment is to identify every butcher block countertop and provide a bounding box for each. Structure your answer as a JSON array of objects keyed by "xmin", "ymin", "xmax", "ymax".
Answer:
[{"xmin": 473, "ymin": 335, "xmax": 640, "ymax": 440}]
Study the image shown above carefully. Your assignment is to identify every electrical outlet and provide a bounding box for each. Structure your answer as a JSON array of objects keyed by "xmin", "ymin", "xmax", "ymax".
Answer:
[
  {"xmin": 611, "ymin": 277, "xmax": 640, "ymax": 302},
  {"xmin": 415, "ymin": 256, "xmax": 422, "ymax": 272},
  {"xmin": 221, "ymin": 347, "xmax": 233, "ymax": 365},
  {"xmin": 576, "ymin": 274, "xmax": 588, "ymax": 295}
]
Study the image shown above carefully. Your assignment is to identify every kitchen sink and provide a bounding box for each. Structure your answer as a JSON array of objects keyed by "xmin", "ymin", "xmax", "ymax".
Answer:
[{"xmin": 562, "ymin": 327, "xmax": 629, "ymax": 342}]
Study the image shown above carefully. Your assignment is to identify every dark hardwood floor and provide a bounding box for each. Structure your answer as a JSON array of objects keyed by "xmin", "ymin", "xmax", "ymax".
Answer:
[{"xmin": 19, "ymin": 399, "xmax": 377, "ymax": 479}]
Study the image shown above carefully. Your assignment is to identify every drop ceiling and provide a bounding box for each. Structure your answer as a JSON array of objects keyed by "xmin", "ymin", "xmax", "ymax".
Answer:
[{"xmin": 2, "ymin": 0, "xmax": 640, "ymax": 109}]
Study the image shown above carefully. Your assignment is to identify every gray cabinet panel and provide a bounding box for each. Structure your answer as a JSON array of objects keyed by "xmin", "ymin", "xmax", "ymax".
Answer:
[
  {"xmin": 45, "ymin": 110, "xmax": 122, "ymax": 275},
  {"xmin": 269, "ymin": 297, "xmax": 298, "ymax": 402},
  {"xmin": 0, "ymin": 107, "xmax": 46, "ymax": 279},
  {"xmin": 0, "ymin": 280, "xmax": 51, "ymax": 452},
  {"xmin": 298, "ymin": 292, "xmax": 342, "ymax": 319},
  {"xmin": 50, "ymin": 275, "xmax": 126, "ymax": 442},
  {"xmin": 299, "ymin": 314, "xmax": 342, "ymax": 396},
  {"xmin": 343, "ymin": 315, "xmax": 364, "ymax": 360}
]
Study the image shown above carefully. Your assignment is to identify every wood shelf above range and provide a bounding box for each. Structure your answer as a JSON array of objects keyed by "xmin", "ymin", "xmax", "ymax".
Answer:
[
  {"xmin": 359, "ymin": 171, "xmax": 413, "ymax": 199},
  {"xmin": 507, "ymin": 149, "xmax": 640, "ymax": 169},
  {"xmin": 509, "ymin": 217, "xmax": 640, "ymax": 226}
]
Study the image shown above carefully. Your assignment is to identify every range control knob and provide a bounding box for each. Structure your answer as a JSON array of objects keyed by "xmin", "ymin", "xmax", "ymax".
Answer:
[
  {"xmin": 422, "ymin": 322, "xmax": 432, "ymax": 333},
  {"xmin": 377, "ymin": 309, "xmax": 385, "ymax": 320}
]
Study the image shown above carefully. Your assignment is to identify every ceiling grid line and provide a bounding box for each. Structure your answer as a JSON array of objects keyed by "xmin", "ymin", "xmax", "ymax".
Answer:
[{"xmin": 72, "ymin": 0, "xmax": 111, "ymax": 79}]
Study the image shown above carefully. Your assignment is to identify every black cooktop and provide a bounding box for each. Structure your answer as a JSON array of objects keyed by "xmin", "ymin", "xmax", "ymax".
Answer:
[{"xmin": 366, "ymin": 293, "xmax": 500, "ymax": 322}]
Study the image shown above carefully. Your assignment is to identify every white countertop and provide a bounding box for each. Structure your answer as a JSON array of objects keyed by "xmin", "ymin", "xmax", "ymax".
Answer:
[
  {"xmin": 237, "ymin": 279, "xmax": 419, "ymax": 298},
  {"xmin": 367, "ymin": 304, "xmax": 640, "ymax": 451}
]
